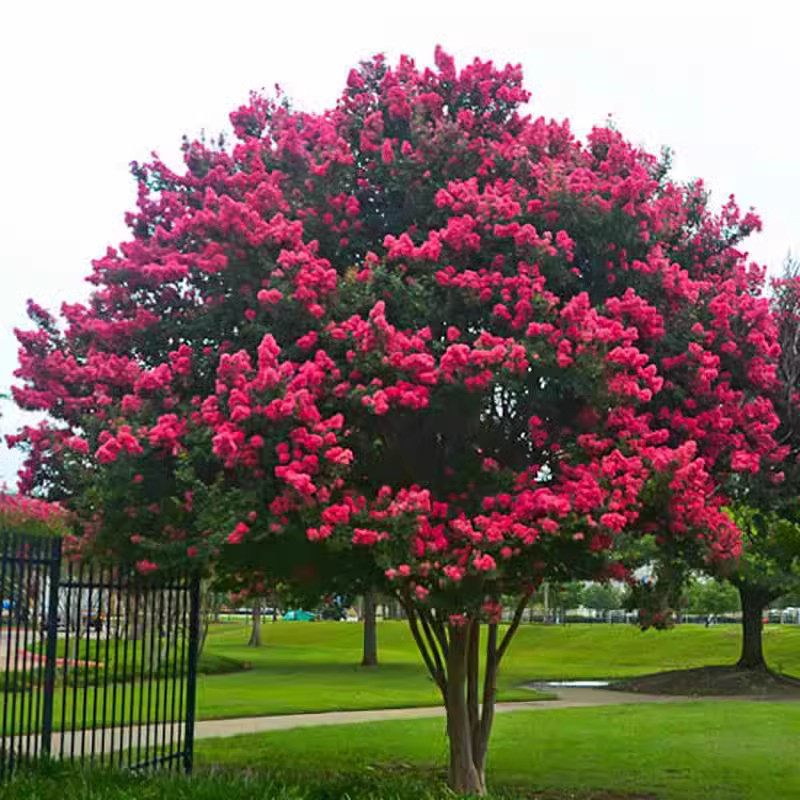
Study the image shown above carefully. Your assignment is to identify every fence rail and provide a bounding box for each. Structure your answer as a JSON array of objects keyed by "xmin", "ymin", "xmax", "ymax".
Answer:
[{"xmin": 0, "ymin": 530, "xmax": 200, "ymax": 781}]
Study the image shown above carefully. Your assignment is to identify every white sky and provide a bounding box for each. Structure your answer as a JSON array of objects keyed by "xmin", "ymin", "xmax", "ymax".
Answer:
[{"xmin": 1, "ymin": 0, "xmax": 798, "ymax": 487}]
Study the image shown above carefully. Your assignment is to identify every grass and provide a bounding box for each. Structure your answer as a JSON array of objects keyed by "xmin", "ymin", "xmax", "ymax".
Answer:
[
  {"xmin": 0, "ymin": 764, "xmax": 456, "ymax": 800},
  {"xmin": 9, "ymin": 621, "xmax": 800, "ymax": 729},
  {"xmin": 2, "ymin": 646, "xmax": 245, "ymax": 734},
  {"xmin": 5, "ymin": 701, "xmax": 798, "ymax": 798},
  {"xmin": 28, "ymin": 636, "xmax": 245, "ymax": 684},
  {"xmin": 194, "ymin": 701, "xmax": 800, "ymax": 799},
  {"xmin": 192, "ymin": 620, "xmax": 800, "ymax": 719}
]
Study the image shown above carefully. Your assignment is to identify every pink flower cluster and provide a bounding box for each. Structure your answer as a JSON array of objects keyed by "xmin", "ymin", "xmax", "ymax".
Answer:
[{"xmin": 8, "ymin": 47, "xmax": 790, "ymax": 612}]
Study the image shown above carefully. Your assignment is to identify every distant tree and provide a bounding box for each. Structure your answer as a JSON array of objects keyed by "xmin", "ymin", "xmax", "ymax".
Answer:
[
  {"xmin": 581, "ymin": 583, "xmax": 624, "ymax": 613},
  {"xmin": 772, "ymin": 588, "xmax": 800, "ymax": 610},
  {"xmin": 248, "ymin": 597, "xmax": 266, "ymax": 647},
  {"xmin": 556, "ymin": 581, "xmax": 585, "ymax": 611},
  {"xmin": 360, "ymin": 588, "xmax": 379, "ymax": 666},
  {"xmin": 215, "ymin": 533, "xmax": 383, "ymax": 661},
  {"xmin": 683, "ymin": 576, "xmax": 740, "ymax": 616}
]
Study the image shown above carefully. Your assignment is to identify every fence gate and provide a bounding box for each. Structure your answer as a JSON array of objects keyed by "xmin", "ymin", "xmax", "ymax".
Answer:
[{"xmin": 0, "ymin": 530, "xmax": 201, "ymax": 780}]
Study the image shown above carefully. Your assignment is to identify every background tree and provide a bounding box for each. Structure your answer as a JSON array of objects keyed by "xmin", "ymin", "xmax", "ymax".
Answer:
[
  {"xmin": 582, "ymin": 582, "xmax": 626, "ymax": 614},
  {"xmin": 683, "ymin": 575, "xmax": 740, "ymax": 617},
  {"xmin": 772, "ymin": 587, "xmax": 800, "ymax": 610},
  {"xmin": 555, "ymin": 581, "xmax": 585, "ymax": 613},
  {"xmin": 715, "ymin": 256, "xmax": 800, "ymax": 670},
  {"xmin": 248, "ymin": 597, "xmax": 265, "ymax": 647},
  {"xmin": 360, "ymin": 587, "xmax": 379, "ymax": 666},
  {"xmin": 215, "ymin": 532, "xmax": 384, "ymax": 661},
  {"xmin": 9, "ymin": 49, "xmax": 783, "ymax": 794},
  {"xmin": 723, "ymin": 507, "xmax": 800, "ymax": 668}
]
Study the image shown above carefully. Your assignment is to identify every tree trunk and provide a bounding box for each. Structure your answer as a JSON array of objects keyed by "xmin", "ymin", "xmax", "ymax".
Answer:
[
  {"xmin": 248, "ymin": 603, "xmax": 262, "ymax": 648},
  {"xmin": 361, "ymin": 588, "xmax": 378, "ymax": 667},
  {"xmin": 399, "ymin": 592, "xmax": 530, "ymax": 796},
  {"xmin": 445, "ymin": 624, "xmax": 487, "ymax": 795},
  {"xmin": 737, "ymin": 585, "xmax": 768, "ymax": 671}
]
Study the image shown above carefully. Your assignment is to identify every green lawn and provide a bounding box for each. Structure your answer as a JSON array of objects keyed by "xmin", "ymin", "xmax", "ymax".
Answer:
[
  {"xmin": 195, "ymin": 701, "xmax": 800, "ymax": 799},
  {"xmin": 12, "ymin": 620, "xmax": 800, "ymax": 729},
  {"xmin": 195, "ymin": 620, "xmax": 540, "ymax": 719},
  {"xmin": 192, "ymin": 620, "xmax": 800, "ymax": 719},
  {"xmin": 6, "ymin": 701, "xmax": 798, "ymax": 798}
]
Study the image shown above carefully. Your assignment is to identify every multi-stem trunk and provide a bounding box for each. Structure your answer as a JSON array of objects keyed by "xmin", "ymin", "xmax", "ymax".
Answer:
[
  {"xmin": 736, "ymin": 584, "xmax": 773, "ymax": 671},
  {"xmin": 445, "ymin": 623, "xmax": 487, "ymax": 795},
  {"xmin": 401, "ymin": 592, "xmax": 530, "ymax": 796},
  {"xmin": 361, "ymin": 588, "xmax": 378, "ymax": 667}
]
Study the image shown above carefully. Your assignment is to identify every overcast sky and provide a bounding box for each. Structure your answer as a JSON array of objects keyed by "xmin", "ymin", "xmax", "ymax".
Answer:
[{"xmin": 1, "ymin": 0, "xmax": 798, "ymax": 487}]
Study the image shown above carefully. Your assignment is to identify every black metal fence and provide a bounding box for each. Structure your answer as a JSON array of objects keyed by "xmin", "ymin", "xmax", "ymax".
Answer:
[{"xmin": 0, "ymin": 530, "xmax": 200, "ymax": 780}]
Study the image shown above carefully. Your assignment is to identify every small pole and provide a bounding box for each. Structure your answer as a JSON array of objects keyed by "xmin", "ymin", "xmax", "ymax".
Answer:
[
  {"xmin": 182, "ymin": 574, "xmax": 201, "ymax": 775},
  {"xmin": 40, "ymin": 536, "xmax": 62, "ymax": 759}
]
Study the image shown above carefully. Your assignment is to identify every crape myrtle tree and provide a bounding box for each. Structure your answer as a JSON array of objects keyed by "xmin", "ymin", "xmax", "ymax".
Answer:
[
  {"xmin": 9, "ymin": 49, "xmax": 785, "ymax": 793},
  {"xmin": 0, "ymin": 492, "xmax": 70, "ymax": 538}
]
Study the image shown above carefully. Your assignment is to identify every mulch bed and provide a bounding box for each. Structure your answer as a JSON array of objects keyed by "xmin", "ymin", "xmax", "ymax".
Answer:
[{"xmin": 611, "ymin": 665, "xmax": 800, "ymax": 696}]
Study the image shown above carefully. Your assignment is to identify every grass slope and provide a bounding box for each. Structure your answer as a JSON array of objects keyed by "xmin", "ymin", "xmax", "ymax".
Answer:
[
  {"xmin": 194, "ymin": 620, "xmax": 800, "ymax": 719},
  {"xmin": 15, "ymin": 621, "xmax": 800, "ymax": 730}
]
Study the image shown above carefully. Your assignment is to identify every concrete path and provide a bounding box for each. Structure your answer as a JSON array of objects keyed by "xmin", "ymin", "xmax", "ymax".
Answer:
[
  {"xmin": 4, "ymin": 686, "xmax": 787, "ymax": 759},
  {"xmin": 190, "ymin": 686, "xmax": 735, "ymax": 740}
]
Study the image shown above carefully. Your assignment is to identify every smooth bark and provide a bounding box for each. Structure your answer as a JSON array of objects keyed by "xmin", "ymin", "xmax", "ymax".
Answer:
[{"xmin": 399, "ymin": 591, "xmax": 531, "ymax": 795}]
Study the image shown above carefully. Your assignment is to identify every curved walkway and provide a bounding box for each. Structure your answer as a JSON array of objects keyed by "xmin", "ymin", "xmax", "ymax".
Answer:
[
  {"xmin": 4, "ymin": 687, "xmax": 786, "ymax": 758},
  {"xmin": 192, "ymin": 685, "xmax": 765, "ymax": 740}
]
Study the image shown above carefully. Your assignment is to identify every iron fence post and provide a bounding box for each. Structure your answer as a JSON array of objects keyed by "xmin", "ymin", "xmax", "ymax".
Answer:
[
  {"xmin": 182, "ymin": 573, "xmax": 201, "ymax": 775},
  {"xmin": 40, "ymin": 536, "xmax": 63, "ymax": 759}
]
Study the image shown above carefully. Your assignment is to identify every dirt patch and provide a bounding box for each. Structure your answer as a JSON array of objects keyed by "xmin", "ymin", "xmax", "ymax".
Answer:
[{"xmin": 611, "ymin": 665, "xmax": 800, "ymax": 697}]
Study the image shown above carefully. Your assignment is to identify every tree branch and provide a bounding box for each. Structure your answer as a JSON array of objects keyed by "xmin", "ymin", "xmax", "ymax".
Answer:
[
  {"xmin": 418, "ymin": 606, "xmax": 448, "ymax": 687},
  {"xmin": 475, "ymin": 621, "xmax": 499, "ymax": 770},
  {"xmin": 399, "ymin": 594, "xmax": 446, "ymax": 694},
  {"xmin": 466, "ymin": 617, "xmax": 480, "ymax": 744},
  {"xmin": 430, "ymin": 609, "xmax": 449, "ymax": 659},
  {"xmin": 497, "ymin": 589, "xmax": 533, "ymax": 664}
]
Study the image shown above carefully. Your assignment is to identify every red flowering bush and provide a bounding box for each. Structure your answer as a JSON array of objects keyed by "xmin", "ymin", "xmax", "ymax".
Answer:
[
  {"xmin": 0, "ymin": 492, "xmax": 70, "ymax": 539},
  {"xmin": 9, "ymin": 49, "xmax": 786, "ymax": 793}
]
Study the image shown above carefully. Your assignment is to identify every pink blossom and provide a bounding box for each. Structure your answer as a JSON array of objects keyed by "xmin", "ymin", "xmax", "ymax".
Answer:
[
  {"xmin": 472, "ymin": 553, "xmax": 496, "ymax": 572},
  {"xmin": 227, "ymin": 522, "xmax": 250, "ymax": 545}
]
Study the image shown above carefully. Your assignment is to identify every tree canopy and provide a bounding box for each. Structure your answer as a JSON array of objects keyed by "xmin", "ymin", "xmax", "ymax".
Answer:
[{"xmin": 8, "ymin": 48, "xmax": 789, "ymax": 793}]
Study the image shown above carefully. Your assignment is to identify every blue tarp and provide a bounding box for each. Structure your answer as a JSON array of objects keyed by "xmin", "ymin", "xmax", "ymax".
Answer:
[{"xmin": 282, "ymin": 609, "xmax": 315, "ymax": 621}]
